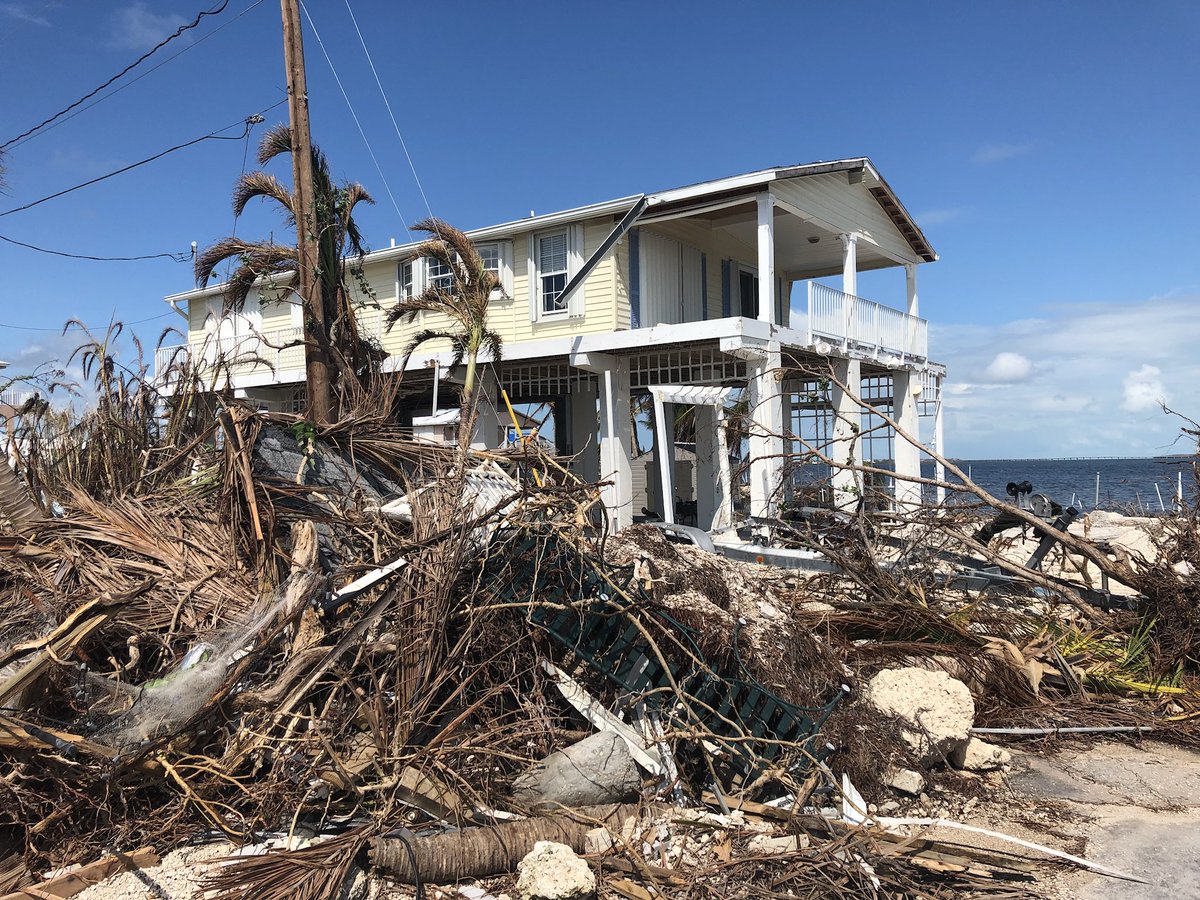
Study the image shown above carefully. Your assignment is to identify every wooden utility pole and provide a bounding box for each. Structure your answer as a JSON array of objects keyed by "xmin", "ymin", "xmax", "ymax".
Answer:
[{"xmin": 280, "ymin": 0, "xmax": 332, "ymax": 424}]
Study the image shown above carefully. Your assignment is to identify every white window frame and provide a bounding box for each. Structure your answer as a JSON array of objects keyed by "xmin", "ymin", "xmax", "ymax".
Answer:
[
  {"xmin": 529, "ymin": 224, "xmax": 584, "ymax": 323},
  {"xmin": 475, "ymin": 240, "xmax": 514, "ymax": 301}
]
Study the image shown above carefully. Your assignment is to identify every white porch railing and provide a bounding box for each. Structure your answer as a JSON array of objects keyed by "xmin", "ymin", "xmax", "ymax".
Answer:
[
  {"xmin": 0, "ymin": 388, "xmax": 35, "ymax": 408},
  {"xmin": 807, "ymin": 282, "xmax": 928, "ymax": 361},
  {"xmin": 155, "ymin": 325, "xmax": 307, "ymax": 382}
]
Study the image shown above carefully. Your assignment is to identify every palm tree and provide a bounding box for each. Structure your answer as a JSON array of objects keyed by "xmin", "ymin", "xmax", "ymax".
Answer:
[
  {"xmin": 385, "ymin": 218, "xmax": 503, "ymax": 449},
  {"xmin": 194, "ymin": 124, "xmax": 376, "ymax": 417}
]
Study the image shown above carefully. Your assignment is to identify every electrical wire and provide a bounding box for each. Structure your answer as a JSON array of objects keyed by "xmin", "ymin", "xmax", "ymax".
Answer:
[
  {"xmin": 0, "ymin": 312, "xmax": 174, "ymax": 332},
  {"xmin": 342, "ymin": 0, "xmax": 436, "ymax": 223},
  {"xmin": 1, "ymin": 0, "xmax": 232, "ymax": 151},
  {"xmin": 2, "ymin": 0, "xmax": 271, "ymax": 153},
  {"xmin": 297, "ymin": 0, "xmax": 409, "ymax": 234},
  {"xmin": 0, "ymin": 104, "xmax": 282, "ymax": 219},
  {"xmin": 0, "ymin": 232, "xmax": 189, "ymax": 262}
]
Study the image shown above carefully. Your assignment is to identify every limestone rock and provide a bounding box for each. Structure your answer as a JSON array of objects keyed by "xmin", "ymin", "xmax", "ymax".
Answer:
[
  {"xmin": 512, "ymin": 732, "xmax": 641, "ymax": 811},
  {"xmin": 950, "ymin": 737, "xmax": 1011, "ymax": 771},
  {"xmin": 516, "ymin": 841, "xmax": 596, "ymax": 900},
  {"xmin": 885, "ymin": 767, "xmax": 926, "ymax": 796},
  {"xmin": 582, "ymin": 826, "xmax": 615, "ymax": 856},
  {"xmin": 746, "ymin": 833, "xmax": 809, "ymax": 855},
  {"xmin": 865, "ymin": 667, "xmax": 974, "ymax": 765}
]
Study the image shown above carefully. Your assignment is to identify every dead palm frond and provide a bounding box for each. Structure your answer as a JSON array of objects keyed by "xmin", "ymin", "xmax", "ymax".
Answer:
[{"xmin": 386, "ymin": 218, "xmax": 504, "ymax": 445}]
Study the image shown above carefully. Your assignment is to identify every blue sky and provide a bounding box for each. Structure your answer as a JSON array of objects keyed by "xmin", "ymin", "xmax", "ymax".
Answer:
[{"xmin": 0, "ymin": 0, "xmax": 1197, "ymax": 458}]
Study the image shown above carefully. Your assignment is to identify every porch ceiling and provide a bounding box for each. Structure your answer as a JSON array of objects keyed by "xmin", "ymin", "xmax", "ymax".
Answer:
[{"xmin": 665, "ymin": 200, "xmax": 900, "ymax": 279}]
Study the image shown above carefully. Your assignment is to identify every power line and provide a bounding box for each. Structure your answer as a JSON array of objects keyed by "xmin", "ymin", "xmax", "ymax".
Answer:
[
  {"xmin": 0, "ymin": 104, "xmax": 283, "ymax": 219},
  {"xmin": 0, "ymin": 312, "xmax": 174, "ymax": 332},
  {"xmin": 0, "ymin": 232, "xmax": 189, "ymax": 262},
  {"xmin": 1, "ymin": 0, "xmax": 233, "ymax": 151},
  {"xmin": 298, "ymin": 0, "xmax": 409, "ymax": 234},
  {"xmin": 342, "ymin": 0, "xmax": 436, "ymax": 224},
  {"xmin": 3, "ymin": 0, "xmax": 270, "ymax": 154}
]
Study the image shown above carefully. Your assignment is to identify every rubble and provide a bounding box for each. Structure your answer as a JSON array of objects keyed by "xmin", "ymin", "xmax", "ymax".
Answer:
[
  {"xmin": 511, "ymin": 732, "xmax": 641, "ymax": 812},
  {"xmin": 865, "ymin": 667, "xmax": 975, "ymax": 765},
  {"xmin": 2, "ymin": 340, "xmax": 1200, "ymax": 899},
  {"xmin": 515, "ymin": 842, "xmax": 595, "ymax": 900}
]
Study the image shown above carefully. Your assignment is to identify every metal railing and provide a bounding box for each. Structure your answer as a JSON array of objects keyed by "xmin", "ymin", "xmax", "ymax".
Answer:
[{"xmin": 807, "ymin": 282, "xmax": 928, "ymax": 361}]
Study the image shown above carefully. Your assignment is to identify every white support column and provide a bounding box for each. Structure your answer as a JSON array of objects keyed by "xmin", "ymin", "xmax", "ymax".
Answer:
[
  {"xmin": 574, "ymin": 353, "xmax": 633, "ymax": 530},
  {"xmin": 933, "ymin": 377, "xmax": 946, "ymax": 504},
  {"xmin": 469, "ymin": 368, "xmax": 502, "ymax": 450},
  {"xmin": 840, "ymin": 233, "xmax": 858, "ymax": 297},
  {"xmin": 568, "ymin": 380, "xmax": 600, "ymax": 485},
  {"xmin": 830, "ymin": 357, "xmax": 862, "ymax": 509},
  {"xmin": 757, "ymin": 193, "xmax": 776, "ymax": 325},
  {"xmin": 693, "ymin": 404, "xmax": 717, "ymax": 529},
  {"xmin": 905, "ymin": 263, "xmax": 919, "ymax": 318},
  {"xmin": 891, "ymin": 369, "xmax": 923, "ymax": 510},
  {"xmin": 748, "ymin": 347, "xmax": 785, "ymax": 521},
  {"xmin": 651, "ymin": 393, "xmax": 676, "ymax": 523}
]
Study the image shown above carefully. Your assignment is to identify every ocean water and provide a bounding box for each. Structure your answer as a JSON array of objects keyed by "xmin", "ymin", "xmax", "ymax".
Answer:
[{"xmin": 921, "ymin": 457, "xmax": 1194, "ymax": 513}]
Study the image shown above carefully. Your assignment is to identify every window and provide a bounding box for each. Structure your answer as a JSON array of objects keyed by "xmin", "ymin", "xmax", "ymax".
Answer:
[
  {"xmin": 399, "ymin": 260, "xmax": 415, "ymax": 298},
  {"xmin": 426, "ymin": 256, "xmax": 454, "ymax": 294},
  {"xmin": 537, "ymin": 230, "xmax": 569, "ymax": 315}
]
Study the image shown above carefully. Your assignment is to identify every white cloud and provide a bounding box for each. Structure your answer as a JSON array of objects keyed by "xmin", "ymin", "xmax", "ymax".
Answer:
[
  {"xmin": 929, "ymin": 294, "xmax": 1198, "ymax": 457},
  {"xmin": 984, "ymin": 351, "xmax": 1033, "ymax": 383},
  {"xmin": 914, "ymin": 207, "xmax": 965, "ymax": 227},
  {"xmin": 0, "ymin": 3, "xmax": 54, "ymax": 26},
  {"xmin": 109, "ymin": 3, "xmax": 188, "ymax": 51},
  {"xmin": 972, "ymin": 142, "xmax": 1036, "ymax": 165},
  {"xmin": 1121, "ymin": 364, "xmax": 1168, "ymax": 412}
]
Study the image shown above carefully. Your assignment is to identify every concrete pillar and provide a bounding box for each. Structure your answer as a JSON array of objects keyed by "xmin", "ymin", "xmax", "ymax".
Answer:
[
  {"xmin": 651, "ymin": 394, "xmax": 676, "ymax": 522},
  {"xmin": 891, "ymin": 369, "xmax": 923, "ymax": 510},
  {"xmin": 747, "ymin": 348, "xmax": 785, "ymax": 520},
  {"xmin": 573, "ymin": 353, "xmax": 633, "ymax": 530},
  {"xmin": 567, "ymin": 380, "xmax": 600, "ymax": 485},
  {"xmin": 693, "ymin": 404, "xmax": 717, "ymax": 529},
  {"xmin": 757, "ymin": 193, "xmax": 776, "ymax": 325},
  {"xmin": 468, "ymin": 369, "xmax": 502, "ymax": 450},
  {"xmin": 830, "ymin": 357, "xmax": 862, "ymax": 509}
]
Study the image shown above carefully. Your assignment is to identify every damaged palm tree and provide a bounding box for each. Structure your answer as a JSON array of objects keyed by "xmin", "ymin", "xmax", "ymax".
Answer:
[
  {"xmin": 385, "ymin": 218, "xmax": 504, "ymax": 450},
  {"xmin": 194, "ymin": 124, "xmax": 380, "ymax": 421}
]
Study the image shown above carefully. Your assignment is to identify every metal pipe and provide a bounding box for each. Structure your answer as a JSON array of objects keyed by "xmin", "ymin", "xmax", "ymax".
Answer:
[{"xmin": 970, "ymin": 726, "xmax": 1154, "ymax": 736}]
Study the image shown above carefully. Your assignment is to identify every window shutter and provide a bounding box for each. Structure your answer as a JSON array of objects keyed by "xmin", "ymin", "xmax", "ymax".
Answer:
[
  {"xmin": 720, "ymin": 259, "xmax": 731, "ymax": 318},
  {"xmin": 567, "ymin": 223, "xmax": 585, "ymax": 318},
  {"xmin": 413, "ymin": 258, "xmax": 427, "ymax": 294},
  {"xmin": 527, "ymin": 235, "xmax": 538, "ymax": 322},
  {"xmin": 628, "ymin": 227, "xmax": 640, "ymax": 329}
]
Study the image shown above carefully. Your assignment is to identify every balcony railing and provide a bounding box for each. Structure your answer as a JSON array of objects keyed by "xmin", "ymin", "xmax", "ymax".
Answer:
[
  {"xmin": 807, "ymin": 282, "xmax": 928, "ymax": 361},
  {"xmin": 0, "ymin": 388, "xmax": 35, "ymax": 409},
  {"xmin": 155, "ymin": 312, "xmax": 388, "ymax": 384}
]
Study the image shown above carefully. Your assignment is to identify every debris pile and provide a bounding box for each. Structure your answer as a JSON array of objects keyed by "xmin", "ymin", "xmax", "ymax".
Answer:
[{"xmin": 2, "ymin": 358, "xmax": 1200, "ymax": 899}]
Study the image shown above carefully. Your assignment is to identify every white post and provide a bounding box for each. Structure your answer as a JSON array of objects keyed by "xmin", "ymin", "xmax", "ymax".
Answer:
[
  {"xmin": 713, "ymin": 406, "xmax": 734, "ymax": 532},
  {"xmin": 830, "ymin": 357, "xmax": 862, "ymax": 509},
  {"xmin": 933, "ymin": 382, "xmax": 946, "ymax": 504},
  {"xmin": 905, "ymin": 263, "xmax": 919, "ymax": 317},
  {"xmin": 568, "ymin": 380, "xmax": 600, "ymax": 485},
  {"xmin": 757, "ymin": 193, "xmax": 776, "ymax": 325},
  {"xmin": 651, "ymin": 391, "xmax": 676, "ymax": 524},
  {"xmin": 693, "ymin": 404, "xmax": 717, "ymax": 529},
  {"xmin": 840, "ymin": 233, "xmax": 858, "ymax": 297},
  {"xmin": 891, "ymin": 369, "xmax": 923, "ymax": 510},
  {"xmin": 577, "ymin": 354, "xmax": 633, "ymax": 531},
  {"xmin": 748, "ymin": 348, "xmax": 785, "ymax": 521},
  {"xmin": 468, "ymin": 369, "xmax": 502, "ymax": 450}
]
